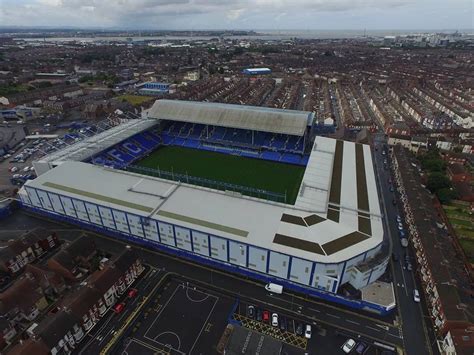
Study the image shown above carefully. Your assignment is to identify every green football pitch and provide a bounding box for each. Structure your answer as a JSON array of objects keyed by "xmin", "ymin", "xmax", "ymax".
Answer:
[{"xmin": 134, "ymin": 146, "xmax": 306, "ymax": 204}]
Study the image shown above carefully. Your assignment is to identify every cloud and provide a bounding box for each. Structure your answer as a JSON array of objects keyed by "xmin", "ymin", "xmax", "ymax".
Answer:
[{"xmin": 0, "ymin": 0, "xmax": 471, "ymax": 29}]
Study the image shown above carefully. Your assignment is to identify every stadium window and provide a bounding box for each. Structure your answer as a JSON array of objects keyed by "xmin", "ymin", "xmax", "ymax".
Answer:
[
  {"xmin": 241, "ymin": 249, "xmax": 245, "ymax": 256},
  {"xmin": 221, "ymin": 244, "xmax": 225, "ymax": 250},
  {"xmin": 283, "ymin": 261, "xmax": 287, "ymax": 267},
  {"xmin": 261, "ymin": 255, "xmax": 265, "ymax": 261},
  {"xmin": 305, "ymin": 267, "xmax": 309, "ymax": 273}
]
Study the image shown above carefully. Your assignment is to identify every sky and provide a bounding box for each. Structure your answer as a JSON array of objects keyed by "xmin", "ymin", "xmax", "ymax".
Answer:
[{"xmin": 0, "ymin": 0, "xmax": 472, "ymax": 31}]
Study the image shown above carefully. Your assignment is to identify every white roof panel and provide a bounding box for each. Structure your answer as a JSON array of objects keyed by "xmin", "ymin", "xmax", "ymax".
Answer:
[{"xmin": 148, "ymin": 99, "xmax": 311, "ymax": 136}]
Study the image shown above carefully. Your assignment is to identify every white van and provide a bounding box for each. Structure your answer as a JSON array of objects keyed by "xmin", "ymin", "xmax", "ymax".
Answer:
[{"xmin": 265, "ymin": 283, "xmax": 283, "ymax": 294}]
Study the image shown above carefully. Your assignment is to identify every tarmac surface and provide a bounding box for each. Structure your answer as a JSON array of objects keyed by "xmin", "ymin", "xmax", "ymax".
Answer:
[
  {"xmin": 373, "ymin": 134, "xmax": 439, "ymax": 355},
  {"xmin": 1, "ymin": 209, "xmax": 403, "ymax": 354}
]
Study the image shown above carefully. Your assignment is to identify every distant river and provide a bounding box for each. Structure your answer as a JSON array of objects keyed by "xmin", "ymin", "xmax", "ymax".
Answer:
[{"xmin": 14, "ymin": 29, "xmax": 463, "ymax": 43}]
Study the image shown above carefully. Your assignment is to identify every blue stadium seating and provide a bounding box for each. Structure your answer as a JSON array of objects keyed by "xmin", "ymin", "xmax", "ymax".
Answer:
[{"xmin": 89, "ymin": 120, "xmax": 309, "ymax": 170}]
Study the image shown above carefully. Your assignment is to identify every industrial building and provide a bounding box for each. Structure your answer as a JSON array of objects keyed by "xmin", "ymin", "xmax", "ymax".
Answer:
[
  {"xmin": 20, "ymin": 100, "xmax": 391, "ymax": 314},
  {"xmin": 242, "ymin": 68, "xmax": 272, "ymax": 75}
]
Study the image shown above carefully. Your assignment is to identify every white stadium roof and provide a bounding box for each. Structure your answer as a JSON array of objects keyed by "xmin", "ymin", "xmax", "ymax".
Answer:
[
  {"xmin": 37, "ymin": 119, "xmax": 157, "ymax": 164},
  {"xmin": 24, "ymin": 136, "xmax": 383, "ymax": 264},
  {"xmin": 147, "ymin": 100, "xmax": 312, "ymax": 136}
]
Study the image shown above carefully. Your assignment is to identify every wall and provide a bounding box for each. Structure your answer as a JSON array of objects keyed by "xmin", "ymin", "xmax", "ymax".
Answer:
[{"xmin": 18, "ymin": 185, "xmax": 390, "ymax": 313}]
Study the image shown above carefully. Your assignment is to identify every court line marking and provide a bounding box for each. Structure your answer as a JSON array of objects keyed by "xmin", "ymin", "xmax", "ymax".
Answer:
[{"xmin": 143, "ymin": 283, "xmax": 218, "ymax": 354}]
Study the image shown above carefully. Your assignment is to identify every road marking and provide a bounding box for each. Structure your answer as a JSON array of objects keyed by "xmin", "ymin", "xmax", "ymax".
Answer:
[
  {"xmin": 27, "ymin": 213, "xmax": 402, "ymax": 349},
  {"xmin": 398, "ymin": 260, "xmax": 408, "ymax": 296},
  {"xmin": 346, "ymin": 320, "xmax": 359, "ymax": 325},
  {"xmin": 327, "ymin": 313, "xmax": 340, "ymax": 319},
  {"xmin": 366, "ymin": 326, "xmax": 381, "ymax": 332},
  {"xmin": 308, "ymin": 307, "xmax": 321, "ymax": 313}
]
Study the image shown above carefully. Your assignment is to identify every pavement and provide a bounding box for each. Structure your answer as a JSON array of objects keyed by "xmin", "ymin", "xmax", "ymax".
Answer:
[{"xmin": 372, "ymin": 134, "xmax": 439, "ymax": 355}]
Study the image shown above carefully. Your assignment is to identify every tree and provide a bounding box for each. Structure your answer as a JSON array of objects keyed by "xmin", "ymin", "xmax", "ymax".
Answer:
[
  {"xmin": 421, "ymin": 158, "xmax": 445, "ymax": 172},
  {"xmin": 437, "ymin": 188, "xmax": 458, "ymax": 204},
  {"xmin": 427, "ymin": 172, "xmax": 451, "ymax": 193}
]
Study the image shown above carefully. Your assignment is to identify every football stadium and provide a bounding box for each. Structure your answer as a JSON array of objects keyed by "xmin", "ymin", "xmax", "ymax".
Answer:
[{"xmin": 20, "ymin": 100, "xmax": 392, "ymax": 314}]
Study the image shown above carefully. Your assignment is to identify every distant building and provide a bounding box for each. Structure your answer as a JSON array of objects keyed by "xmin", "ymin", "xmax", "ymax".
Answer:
[
  {"xmin": 242, "ymin": 67, "xmax": 272, "ymax": 75},
  {"xmin": 136, "ymin": 82, "xmax": 171, "ymax": 96},
  {"xmin": 184, "ymin": 71, "xmax": 200, "ymax": 81}
]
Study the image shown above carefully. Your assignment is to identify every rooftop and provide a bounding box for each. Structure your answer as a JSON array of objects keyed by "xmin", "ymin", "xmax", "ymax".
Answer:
[
  {"xmin": 394, "ymin": 146, "xmax": 474, "ymax": 325},
  {"xmin": 22, "ymin": 136, "xmax": 384, "ymax": 264},
  {"xmin": 148, "ymin": 99, "xmax": 312, "ymax": 136}
]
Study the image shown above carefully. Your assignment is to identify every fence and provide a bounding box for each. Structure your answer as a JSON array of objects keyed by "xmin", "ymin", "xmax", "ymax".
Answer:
[{"xmin": 126, "ymin": 165, "xmax": 287, "ymax": 203}]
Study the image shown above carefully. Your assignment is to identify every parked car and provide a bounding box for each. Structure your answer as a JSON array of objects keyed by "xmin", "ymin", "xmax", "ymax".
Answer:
[
  {"xmin": 397, "ymin": 223, "xmax": 404, "ymax": 231},
  {"xmin": 247, "ymin": 305, "xmax": 255, "ymax": 319},
  {"xmin": 296, "ymin": 322, "xmax": 303, "ymax": 336},
  {"xmin": 342, "ymin": 338, "xmax": 356, "ymax": 353},
  {"xmin": 279, "ymin": 317, "xmax": 287, "ymax": 331},
  {"xmin": 304, "ymin": 324, "xmax": 312, "ymax": 339},
  {"xmin": 256, "ymin": 308, "xmax": 262, "ymax": 322},
  {"xmin": 406, "ymin": 263, "xmax": 413, "ymax": 271},
  {"xmin": 127, "ymin": 288, "xmax": 138, "ymax": 298},
  {"xmin": 355, "ymin": 341, "xmax": 368, "ymax": 354},
  {"xmin": 113, "ymin": 302, "xmax": 126, "ymax": 314},
  {"xmin": 271, "ymin": 313, "xmax": 278, "ymax": 327},
  {"xmin": 413, "ymin": 289, "xmax": 420, "ymax": 303},
  {"xmin": 262, "ymin": 310, "xmax": 270, "ymax": 323},
  {"xmin": 396, "ymin": 215, "xmax": 402, "ymax": 223}
]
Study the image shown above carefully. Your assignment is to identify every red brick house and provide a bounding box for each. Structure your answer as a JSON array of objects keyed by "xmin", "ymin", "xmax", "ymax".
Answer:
[
  {"xmin": 47, "ymin": 235, "xmax": 96, "ymax": 282},
  {"xmin": 447, "ymin": 163, "xmax": 471, "ymax": 183},
  {"xmin": 0, "ymin": 275, "xmax": 48, "ymax": 322},
  {"xmin": 0, "ymin": 229, "xmax": 59, "ymax": 275}
]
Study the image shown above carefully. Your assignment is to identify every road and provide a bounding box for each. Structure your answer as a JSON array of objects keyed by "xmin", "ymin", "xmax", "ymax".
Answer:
[
  {"xmin": 75, "ymin": 266, "xmax": 166, "ymax": 355},
  {"xmin": 3, "ymin": 209, "xmax": 402, "ymax": 351},
  {"xmin": 372, "ymin": 134, "xmax": 438, "ymax": 355}
]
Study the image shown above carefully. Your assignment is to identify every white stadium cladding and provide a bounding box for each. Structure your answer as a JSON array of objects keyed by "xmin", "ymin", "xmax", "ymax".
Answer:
[{"xmin": 20, "ymin": 100, "xmax": 392, "ymax": 314}]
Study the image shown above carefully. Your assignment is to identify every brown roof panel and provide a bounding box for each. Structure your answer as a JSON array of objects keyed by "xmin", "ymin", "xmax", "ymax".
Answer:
[
  {"xmin": 304, "ymin": 214, "xmax": 325, "ymax": 226},
  {"xmin": 322, "ymin": 231, "xmax": 370, "ymax": 256},
  {"xmin": 273, "ymin": 234, "xmax": 325, "ymax": 255},
  {"xmin": 280, "ymin": 213, "xmax": 307, "ymax": 226}
]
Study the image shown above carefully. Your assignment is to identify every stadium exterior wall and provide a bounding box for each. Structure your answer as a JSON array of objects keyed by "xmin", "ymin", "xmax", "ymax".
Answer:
[{"xmin": 19, "ymin": 185, "xmax": 393, "ymax": 315}]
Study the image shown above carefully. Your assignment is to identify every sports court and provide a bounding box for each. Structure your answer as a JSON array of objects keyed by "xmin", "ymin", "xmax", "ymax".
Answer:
[
  {"xmin": 135, "ymin": 146, "xmax": 306, "ymax": 204},
  {"xmin": 118, "ymin": 279, "xmax": 235, "ymax": 355}
]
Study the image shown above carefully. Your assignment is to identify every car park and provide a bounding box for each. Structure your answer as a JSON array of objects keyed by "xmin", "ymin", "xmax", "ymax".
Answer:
[
  {"xmin": 262, "ymin": 310, "xmax": 270, "ymax": 323},
  {"xmin": 271, "ymin": 313, "xmax": 278, "ymax": 327},
  {"xmin": 413, "ymin": 289, "xmax": 420, "ymax": 303},
  {"xmin": 304, "ymin": 324, "xmax": 312, "ymax": 339},
  {"xmin": 247, "ymin": 305, "xmax": 255, "ymax": 319},
  {"xmin": 342, "ymin": 338, "xmax": 356, "ymax": 353}
]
